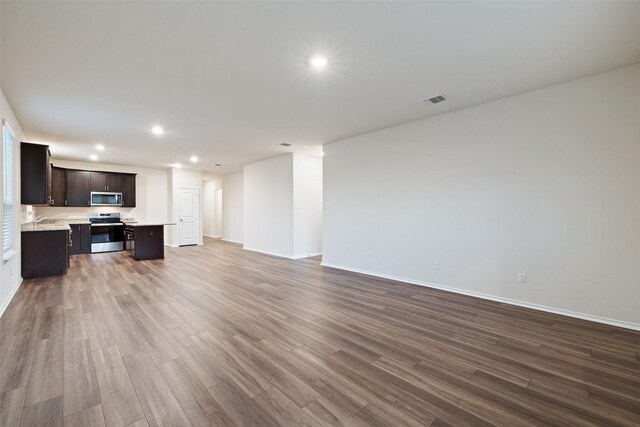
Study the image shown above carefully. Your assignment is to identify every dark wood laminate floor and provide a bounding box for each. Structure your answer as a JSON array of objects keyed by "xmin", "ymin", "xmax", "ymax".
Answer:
[{"xmin": 1, "ymin": 238, "xmax": 640, "ymax": 426}]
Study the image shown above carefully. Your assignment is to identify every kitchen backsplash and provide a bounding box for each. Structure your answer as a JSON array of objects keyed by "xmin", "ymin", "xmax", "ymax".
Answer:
[{"xmin": 31, "ymin": 205, "xmax": 136, "ymax": 220}]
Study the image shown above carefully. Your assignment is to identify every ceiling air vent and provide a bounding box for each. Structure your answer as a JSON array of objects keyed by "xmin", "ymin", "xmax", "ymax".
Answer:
[
  {"xmin": 423, "ymin": 94, "xmax": 446, "ymax": 105},
  {"xmin": 279, "ymin": 142, "xmax": 292, "ymax": 147}
]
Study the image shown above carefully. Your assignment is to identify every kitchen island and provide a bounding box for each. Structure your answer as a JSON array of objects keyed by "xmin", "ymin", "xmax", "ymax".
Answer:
[{"xmin": 124, "ymin": 222, "xmax": 175, "ymax": 260}]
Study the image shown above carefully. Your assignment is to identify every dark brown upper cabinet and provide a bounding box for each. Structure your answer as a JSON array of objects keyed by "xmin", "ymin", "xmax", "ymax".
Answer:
[
  {"xmin": 47, "ymin": 162, "xmax": 52, "ymax": 203},
  {"xmin": 66, "ymin": 170, "xmax": 91, "ymax": 207},
  {"xmin": 50, "ymin": 166, "xmax": 67, "ymax": 206},
  {"xmin": 21, "ymin": 141, "xmax": 137, "ymax": 208},
  {"xmin": 21, "ymin": 142, "xmax": 51, "ymax": 205},
  {"xmin": 90, "ymin": 171, "xmax": 107, "ymax": 192},
  {"xmin": 122, "ymin": 174, "xmax": 136, "ymax": 207},
  {"xmin": 90, "ymin": 171, "xmax": 123, "ymax": 192},
  {"xmin": 107, "ymin": 173, "xmax": 122, "ymax": 192}
]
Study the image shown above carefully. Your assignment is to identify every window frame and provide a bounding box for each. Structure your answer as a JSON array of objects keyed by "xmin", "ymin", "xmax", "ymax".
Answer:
[{"xmin": 2, "ymin": 118, "xmax": 16, "ymax": 261}]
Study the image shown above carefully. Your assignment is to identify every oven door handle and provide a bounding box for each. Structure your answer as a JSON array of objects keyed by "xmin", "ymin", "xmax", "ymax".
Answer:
[{"xmin": 90, "ymin": 223, "xmax": 124, "ymax": 227}]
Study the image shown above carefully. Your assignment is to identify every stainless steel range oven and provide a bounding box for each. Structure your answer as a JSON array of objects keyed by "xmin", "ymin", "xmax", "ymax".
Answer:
[{"xmin": 90, "ymin": 213, "xmax": 124, "ymax": 253}]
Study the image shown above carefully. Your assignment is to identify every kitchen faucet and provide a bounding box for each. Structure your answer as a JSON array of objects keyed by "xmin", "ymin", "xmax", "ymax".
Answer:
[{"xmin": 33, "ymin": 216, "xmax": 47, "ymax": 225}]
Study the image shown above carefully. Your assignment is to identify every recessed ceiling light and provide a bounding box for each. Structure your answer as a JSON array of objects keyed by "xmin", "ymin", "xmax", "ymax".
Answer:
[
  {"xmin": 304, "ymin": 145, "xmax": 309, "ymax": 148},
  {"xmin": 151, "ymin": 125, "xmax": 164, "ymax": 136},
  {"xmin": 214, "ymin": 164, "xmax": 222, "ymax": 167},
  {"xmin": 90, "ymin": 154, "xmax": 98, "ymax": 161},
  {"xmin": 95, "ymin": 144, "xmax": 105, "ymax": 151},
  {"xmin": 190, "ymin": 156, "xmax": 198, "ymax": 163},
  {"xmin": 309, "ymin": 55, "xmax": 328, "ymax": 70},
  {"xmin": 279, "ymin": 142, "xmax": 292, "ymax": 147}
]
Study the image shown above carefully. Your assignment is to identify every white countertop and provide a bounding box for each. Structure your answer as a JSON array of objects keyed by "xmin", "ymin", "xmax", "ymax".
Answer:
[
  {"xmin": 124, "ymin": 222, "xmax": 176, "ymax": 227},
  {"xmin": 22, "ymin": 218, "xmax": 88, "ymax": 231},
  {"xmin": 21, "ymin": 223, "xmax": 71, "ymax": 232},
  {"xmin": 22, "ymin": 218, "xmax": 174, "ymax": 231}
]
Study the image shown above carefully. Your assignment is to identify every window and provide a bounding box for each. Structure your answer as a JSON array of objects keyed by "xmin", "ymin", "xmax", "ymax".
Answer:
[{"xmin": 3, "ymin": 119, "xmax": 15, "ymax": 252}]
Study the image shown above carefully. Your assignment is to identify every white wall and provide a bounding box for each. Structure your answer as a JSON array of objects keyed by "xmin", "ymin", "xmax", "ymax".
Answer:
[
  {"xmin": 215, "ymin": 189, "xmax": 223, "ymax": 238},
  {"xmin": 293, "ymin": 154, "xmax": 323, "ymax": 258},
  {"xmin": 223, "ymin": 172, "xmax": 244, "ymax": 244},
  {"xmin": 242, "ymin": 153, "xmax": 323, "ymax": 259},
  {"xmin": 203, "ymin": 178, "xmax": 223, "ymax": 238},
  {"xmin": 323, "ymin": 63, "xmax": 640, "ymax": 329},
  {"xmin": 1, "ymin": 90, "xmax": 27, "ymax": 316},
  {"xmin": 37, "ymin": 159, "xmax": 168, "ymax": 225},
  {"xmin": 243, "ymin": 154, "xmax": 294, "ymax": 257},
  {"xmin": 168, "ymin": 168, "xmax": 203, "ymax": 246}
]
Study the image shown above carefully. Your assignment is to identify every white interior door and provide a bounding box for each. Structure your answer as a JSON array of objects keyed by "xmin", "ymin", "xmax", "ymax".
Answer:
[{"xmin": 178, "ymin": 188, "xmax": 200, "ymax": 246}]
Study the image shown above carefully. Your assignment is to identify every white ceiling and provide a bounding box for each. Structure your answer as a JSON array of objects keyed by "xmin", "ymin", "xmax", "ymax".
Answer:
[{"xmin": 2, "ymin": 1, "xmax": 640, "ymax": 174}]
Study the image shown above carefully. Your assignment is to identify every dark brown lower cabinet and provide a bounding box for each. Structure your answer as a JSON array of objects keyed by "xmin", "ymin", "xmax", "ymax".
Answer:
[
  {"xmin": 125, "ymin": 225, "xmax": 164, "ymax": 260},
  {"xmin": 21, "ymin": 230, "xmax": 69, "ymax": 279},
  {"xmin": 69, "ymin": 224, "xmax": 91, "ymax": 255}
]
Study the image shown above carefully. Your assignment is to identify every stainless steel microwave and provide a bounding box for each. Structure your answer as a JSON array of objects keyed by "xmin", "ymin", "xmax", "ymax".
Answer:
[{"xmin": 90, "ymin": 192, "xmax": 123, "ymax": 206}]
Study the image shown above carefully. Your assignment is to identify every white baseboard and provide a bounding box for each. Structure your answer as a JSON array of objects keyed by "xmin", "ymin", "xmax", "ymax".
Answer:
[
  {"xmin": 0, "ymin": 277, "xmax": 23, "ymax": 318},
  {"xmin": 243, "ymin": 247, "xmax": 323, "ymax": 260},
  {"xmin": 243, "ymin": 246, "xmax": 294, "ymax": 259},
  {"xmin": 292, "ymin": 252, "xmax": 323, "ymax": 259},
  {"xmin": 222, "ymin": 239, "xmax": 244, "ymax": 245},
  {"xmin": 320, "ymin": 262, "xmax": 640, "ymax": 332},
  {"xmin": 204, "ymin": 234, "xmax": 222, "ymax": 239}
]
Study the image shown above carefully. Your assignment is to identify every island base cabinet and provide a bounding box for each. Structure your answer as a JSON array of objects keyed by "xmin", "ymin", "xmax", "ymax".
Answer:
[
  {"xmin": 22, "ymin": 230, "xmax": 70, "ymax": 279},
  {"xmin": 126, "ymin": 225, "xmax": 164, "ymax": 260}
]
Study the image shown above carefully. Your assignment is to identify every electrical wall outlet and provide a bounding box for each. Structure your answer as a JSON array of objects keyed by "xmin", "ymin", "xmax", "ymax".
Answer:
[
  {"xmin": 519, "ymin": 273, "xmax": 526, "ymax": 284},
  {"xmin": 433, "ymin": 261, "xmax": 439, "ymax": 270}
]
